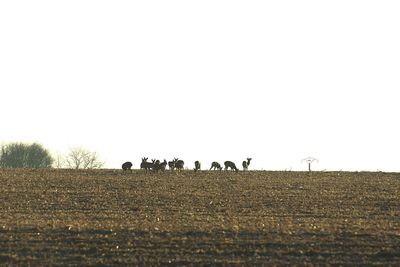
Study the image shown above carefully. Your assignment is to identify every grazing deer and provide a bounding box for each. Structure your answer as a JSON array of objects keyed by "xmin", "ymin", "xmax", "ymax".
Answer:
[
  {"xmin": 242, "ymin": 158, "xmax": 252, "ymax": 171},
  {"xmin": 175, "ymin": 158, "xmax": 184, "ymax": 171},
  {"xmin": 194, "ymin": 161, "xmax": 201, "ymax": 172},
  {"xmin": 210, "ymin": 162, "xmax": 222, "ymax": 171},
  {"xmin": 224, "ymin": 161, "xmax": 239, "ymax": 172},
  {"xmin": 140, "ymin": 157, "xmax": 154, "ymax": 171},
  {"xmin": 122, "ymin": 161, "xmax": 133, "ymax": 173}
]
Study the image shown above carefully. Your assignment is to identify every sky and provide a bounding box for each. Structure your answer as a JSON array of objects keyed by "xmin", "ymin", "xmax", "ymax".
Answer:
[{"xmin": 1, "ymin": 1, "xmax": 399, "ymax": 171}]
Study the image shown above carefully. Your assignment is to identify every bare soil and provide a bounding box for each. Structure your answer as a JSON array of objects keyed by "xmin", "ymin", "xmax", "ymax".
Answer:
[{"xmin": 0, "ymin": 169, "xmax": 399, "ymax": 265}]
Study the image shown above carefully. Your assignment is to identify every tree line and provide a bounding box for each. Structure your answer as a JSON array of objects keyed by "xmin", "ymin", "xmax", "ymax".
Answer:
[
  {"xmin": 0, "ymin": 142, "xmax": 103, "ymax": 169},
  {"xmin": 0, "ymin": 143, "xmax": 252, "ymax": 172}
]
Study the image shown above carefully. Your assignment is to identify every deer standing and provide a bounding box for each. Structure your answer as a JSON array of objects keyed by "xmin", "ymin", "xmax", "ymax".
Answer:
[
  {"xmin": 151, "ymin": 159, "xmax": 167, "ymax": 173},
  {"xmin": 168, "ymin": 159, "xmax": 176, "ymax": 170},
  {"xmin": 242, "ymin": 158, "xmax": 252, "ymax": 171},
  {"xmin": 159, "ymin": 159, "xmax": 167, "ymax": 172},
  {"xmin": 140, "ymin": 157, "xmax": 154, "ymax": 171},
  {"xmin": 174, "ymin": 158, "xmax": 184, "ymax": 171},
  {"xmin": 194, "ymin": 161, "xmax": 201, "ymax": 172}
]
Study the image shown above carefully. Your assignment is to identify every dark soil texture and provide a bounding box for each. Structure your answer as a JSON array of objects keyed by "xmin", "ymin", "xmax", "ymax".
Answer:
[{"xmin": 1, "ymin": 169, "xmax": 399, "ymax": 265}]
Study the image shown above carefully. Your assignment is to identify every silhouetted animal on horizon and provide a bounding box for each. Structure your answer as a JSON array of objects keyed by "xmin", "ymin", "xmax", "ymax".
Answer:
[
  {"xmin": 153, "ymin": 159, "xmax": 167, "ymax": 172},
  {"xmin": 175, "ymin": 158, "xmax": 184, "ymax": 171},
  {"xmin": 210, "ymin": 162, "xmax": 222, "ymax": 171},
  {"xmin": 168, "ymin": 158, "xmax": 177, "ymax": 170},
  {"xmin": 140, "ymin": 157, "xmax": 154, "ymax": 171},
  {"xmin": 242, "ymin": 158, "xmax": 252, "ymax": 171},
  {"xmin": 224, "ymin": 161, "xmax": 239, "ymax": 172},
  {"xmin": 122, "ymin": 162, "xmax": 133, "ymax": 173},
  {"xmin": 160, "ymin": 159, "xmax": 167, "ymax": 172},
  {"xmin": 194, "ymin": 161, "xmax": 201, "ymax": 172}
]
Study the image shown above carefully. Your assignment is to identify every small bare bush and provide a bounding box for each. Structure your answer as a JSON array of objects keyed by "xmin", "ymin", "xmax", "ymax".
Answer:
[{"xmin": 56, "ymin": 147, "xmax": 104, "ymax": 169}]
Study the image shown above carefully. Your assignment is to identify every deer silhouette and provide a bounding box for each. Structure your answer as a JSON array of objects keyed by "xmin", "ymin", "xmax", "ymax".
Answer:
[
  {"xmin": 210, "ymin": 162, "xmax": 222, "ymax": 171},
  {"xmin": 168, "ymin": 158, "xmax": 177, "ymax": 170},
  {"xmin": 153, "ymin": 159, "xmax": 167, "ymax": 172},
  {"xmin": 122, "ymin": 161, "xmax": 133, "ymax": 173},
  {"xmin": 159, "ymin": 159, "xmax": 167, "ymax": 172},
  {"xmin": 174, "ymin": 158, "xmax": 184, "ymax": 171},
  {"xmin": 242, "ymin": 158, "xmax": 252, "ymax": 171},
  {"xmin": 224, "ymin": 161, "xmax": 239, "ymax": 172},
  {"xmin": 194, "ymin": 161, "xmax": 201, "ymax": 172},
  {"xmin": 140, "ymin": 157, "xmax": 154, "ymax": 171}
]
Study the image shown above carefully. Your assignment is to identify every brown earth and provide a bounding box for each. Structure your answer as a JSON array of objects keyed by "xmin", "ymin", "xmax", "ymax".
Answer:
[{"xmin": 0, "ymin": 169, "xmax": 399, "ymax": 266}]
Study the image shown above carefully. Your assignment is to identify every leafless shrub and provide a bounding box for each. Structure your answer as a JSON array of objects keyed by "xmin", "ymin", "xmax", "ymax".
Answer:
[{"xmin": 63, "ymin": 147, "xmax": 104, "ymax": 169}]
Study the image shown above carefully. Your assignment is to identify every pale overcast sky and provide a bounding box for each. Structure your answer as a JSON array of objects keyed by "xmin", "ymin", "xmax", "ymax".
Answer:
[{"xmin": 1, "ymin": 1, "xmax": 399, "ymax": 171}]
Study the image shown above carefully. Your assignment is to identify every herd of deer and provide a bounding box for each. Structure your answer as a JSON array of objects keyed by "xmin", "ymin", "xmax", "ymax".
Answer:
[{"xmin": 121, "ymin": 158, "xmax": 252, "ymax": 173}]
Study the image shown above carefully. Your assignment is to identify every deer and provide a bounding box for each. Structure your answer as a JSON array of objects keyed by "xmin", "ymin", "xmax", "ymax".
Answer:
[
  {"xmin": 242, "ymin": 158, "xmax": 252, "ymax": 171},
  {"xmin": 210, "ymin": 162, "xmax": 222, "ymax": 171},
  {"xmin": 224, "ymin": 161, "xmax": 239, "ymax": 172},
  {"xmin": 152, "ymin": 159, "xmax": 161, "ymax": 172},
  {"xmin": 194, "ymin": 161, "xmax": 201, "ymax": 172},
  {"xmin": 122, "ymin": 161, "xmax": 133, "ymax": 173},
  {"xmin": 140, "ymin": 157, "xmax": 154, "ymax": 171},
  {"xmin": 168, "ymin": 158, "xmax": 177, "ymax": 170},
  {"xmin": 174, "ymin": 158, "xmax": 184, "ymax": 171},
  {"xmin": 159, "ymin": 159, "xmax": 167, "ymax": 172},
  {"xmin": 153, "ymin": 159, "xmax": 167, "ymax": 172}
]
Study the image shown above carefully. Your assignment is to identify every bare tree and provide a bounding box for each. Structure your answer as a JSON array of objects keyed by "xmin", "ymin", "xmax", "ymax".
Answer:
[
  {"xmin": 302, "ymin": 157, "xmax": 318, "ymax": 172},
  {"xmin": 53, "ymin": 152, "xmax": 65, "ymax": 169},
  {"xmin": 64, "ymin": 147, "xmax": 104, "ymax": 169}
]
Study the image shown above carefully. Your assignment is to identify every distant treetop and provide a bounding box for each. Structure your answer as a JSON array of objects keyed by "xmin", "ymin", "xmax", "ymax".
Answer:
[{"xmin": 0, "ymin": 142, "xmax": 53, "ymax": 168}]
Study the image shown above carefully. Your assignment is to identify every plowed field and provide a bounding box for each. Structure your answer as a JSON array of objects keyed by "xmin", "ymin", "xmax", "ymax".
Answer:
[{"xmin": 0, "ymin": 169, "xmax": 399, "ymax": 265}]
